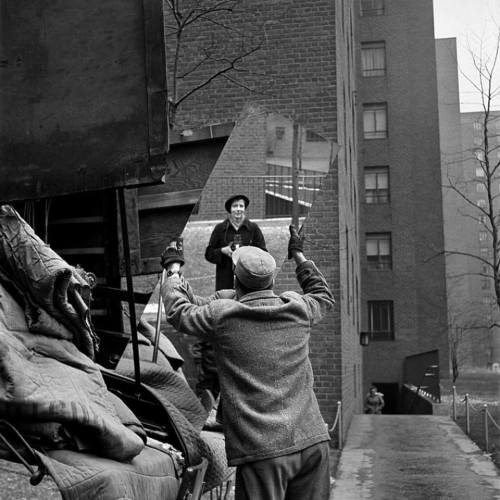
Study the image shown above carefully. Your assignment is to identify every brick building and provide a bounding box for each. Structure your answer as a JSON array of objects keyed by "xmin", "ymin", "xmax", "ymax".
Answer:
[
  {"xmin": 457, "ymin": 110, "xmax": 500, "ymax": 369},
  {"xmin": 357, "ymin": 0, "xmax": 448, "ymax": 410},
  {"xmin": 163, "ymin": 0, "xmax": 362, "ymax": 437},
  {"xmin": 162, "ymin": 0, "xmax": 449, "ymax": 423}
]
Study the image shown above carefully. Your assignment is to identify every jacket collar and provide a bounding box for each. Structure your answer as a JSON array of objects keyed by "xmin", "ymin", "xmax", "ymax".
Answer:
[
  {"xmin": 238, "ymin": 289, "xmax": 277, "ymax": 303},
  {"xmin": 224, "ymin": 217, "xmax": 250, "ymax": 230}
]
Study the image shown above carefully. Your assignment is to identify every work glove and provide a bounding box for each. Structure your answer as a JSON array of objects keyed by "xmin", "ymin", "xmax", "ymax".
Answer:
[
  {"xmin": 160, "ymin": 237, "xmax": 185, "ymax": 269},
  {"xmin": 288, "ymin": 224, "xmax": 305, "ymax": 259}
]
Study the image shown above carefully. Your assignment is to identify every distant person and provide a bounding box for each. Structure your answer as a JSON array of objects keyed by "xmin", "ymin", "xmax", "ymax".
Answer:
[
  {"xmin": 196, "ymin": 194, "xmax": 267, "ymax": 400},
  {"xmin": 364, "ymin": 385, "xmax": 385, "ymax": 414},
  {"xmin": 160, "ymin": 225, "xmax": 335, "ymax": 500}
]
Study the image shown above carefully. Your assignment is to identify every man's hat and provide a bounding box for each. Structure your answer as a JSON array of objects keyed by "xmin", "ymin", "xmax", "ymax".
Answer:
[
  {"xmin": 225, "ymin": 194, "xmax": 250, "ymax": 213},
  {"xmin": 232, "ymin": 246, "xmax": 276, "ymax": 290}
]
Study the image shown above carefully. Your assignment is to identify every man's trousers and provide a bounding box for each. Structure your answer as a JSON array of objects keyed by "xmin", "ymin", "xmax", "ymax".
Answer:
[{"xmin": 234, "ymin": 441, "xmax": 331, "ymax": 500}]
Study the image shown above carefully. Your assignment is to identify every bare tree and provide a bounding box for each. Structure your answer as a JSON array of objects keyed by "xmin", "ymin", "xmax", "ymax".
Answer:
[
  {"xmin": 163, "ymin": 0, "xmax": 267, "ymax": 127},
  {"xmin": 444, "ymin": 30, "xmax": 500, "ymax": 304},
  {"xmin": 447, "ymin": 290, "xmax": 492, "ymax": 381},
  {"xmin": 442, "ymin": 27, "xmax": 500, "ymax": 367}
]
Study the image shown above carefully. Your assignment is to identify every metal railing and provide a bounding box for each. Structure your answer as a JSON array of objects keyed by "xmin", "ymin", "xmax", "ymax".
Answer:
[
  {"xmin": 404, "ymin": 350, "xmax": 441, "ymax": 404},
  {"xmin": 451, "ymin": 386, "xmax": 500, "ymax": 454},
  {"xmin": 328, "ymin": 401, "xmax": 343, "ymax": 449},
  {"xmin": 265, "ymin": 173, "xmax": 324, "ymax": 218}
]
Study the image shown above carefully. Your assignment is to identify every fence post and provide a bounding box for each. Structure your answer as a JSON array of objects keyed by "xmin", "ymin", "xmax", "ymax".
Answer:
[
  {"xmin": 484, "ymin": 404, "xmax": 489, "ymax": 453},
  {"xmin": 452, "ymin": 386, "xmax": 456, "ymax": 421},
  {"xmin": 465, "ymin": 394, "xmax": 470, "ymax": 435},
  {"xmin": 337, "ymin": 401, "xmax": 343, "ymax": 450}
]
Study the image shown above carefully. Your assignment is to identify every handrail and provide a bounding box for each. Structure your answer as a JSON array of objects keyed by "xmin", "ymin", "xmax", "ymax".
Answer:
[
  {"xmin": 328, "ymin": 401, "xmax": 343, "ymax": 449},
  {"xmin": 451, "ymin": 386, "xmax": 500, "ymax": 456}
]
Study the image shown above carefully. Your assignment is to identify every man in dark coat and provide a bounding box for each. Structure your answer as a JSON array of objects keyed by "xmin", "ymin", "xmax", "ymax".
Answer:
[
  {"xmin": 197, "ymin": 194, "xmax": 267, "ymax": 400},
  {"xmin": 160, "ymin": 226, "xmax": 334, "ymax": 500}
]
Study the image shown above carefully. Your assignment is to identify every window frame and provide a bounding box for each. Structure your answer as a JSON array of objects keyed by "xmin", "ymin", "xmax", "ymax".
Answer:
[
  {"xmin": 364, "ymin": 166, "xmax": 390, "ymax": 204},
  {"xmin": 366, "ymin": 232, "xmax": 392, "ymax": 270},
  {"xmin": 363, "ymin": 103, "xmax": 388, "ymax": 139},
  {"xmin": 361, "ymin": 0, "xmax": 385, "ymax": 16},
  {"xmin": 367, "ymin": 300, "xmax": 394, "ymax": 341},
  {"xmin": 361, "ymin": 41, "xmax": 386, "ymax": 77}
]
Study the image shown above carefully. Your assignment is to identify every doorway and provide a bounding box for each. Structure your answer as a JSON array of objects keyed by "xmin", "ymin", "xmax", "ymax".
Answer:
[{"xmin": 372, "ymin": 383, "xmax": 400, "ymax": 414}]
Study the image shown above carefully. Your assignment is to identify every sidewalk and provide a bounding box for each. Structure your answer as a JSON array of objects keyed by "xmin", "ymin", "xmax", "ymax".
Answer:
[{"xmin": 331, "ymin": 415, "xmax": 500, "ymax": 499}]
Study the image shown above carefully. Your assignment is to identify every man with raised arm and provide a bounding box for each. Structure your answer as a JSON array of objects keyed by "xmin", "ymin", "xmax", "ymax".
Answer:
[{"xmin": 160, "ymin": 226, "xmax": 334, "ymax": 500}]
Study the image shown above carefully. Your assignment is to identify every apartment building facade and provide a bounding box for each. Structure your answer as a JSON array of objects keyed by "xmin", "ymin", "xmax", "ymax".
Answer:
[
  {"xmin": 458, "ymin": 111, "xmax": 500, "ymax": 369},
  {"xmin": 357, "ymin": 0, "xmax": 449, "ymax": 410}
]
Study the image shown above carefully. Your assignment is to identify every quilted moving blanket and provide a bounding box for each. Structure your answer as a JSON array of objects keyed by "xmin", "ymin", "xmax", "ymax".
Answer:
[
  {"xmin": 0, "ymin": 205, "xmax": 144, "ymax": 461},
  {"xmin": 0, "ymin": 205, "xmax": 96, "ymax": 357}
]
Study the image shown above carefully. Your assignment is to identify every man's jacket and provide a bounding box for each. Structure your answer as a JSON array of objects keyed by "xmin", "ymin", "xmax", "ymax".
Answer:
[{"xmin": 161, "ymin": 260, "xmax": 334, "ymax": 466}]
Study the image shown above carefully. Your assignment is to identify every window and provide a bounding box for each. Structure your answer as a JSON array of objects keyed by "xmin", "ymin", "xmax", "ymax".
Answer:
[
  {"xmin": 366, "ymin": 233, "xmax": 392, "ymax": 270},
  {"xmin": 476, "ymin": 182, "xmax": 486, "ymax": 192},
  {"xmin": 476, "ymin": 166, "xmax": 485, "ymax": 177},
  {"xmin": 479, "ymin": 230, "xmax": 488, "ymax": 242},
  {"xmin": 364, "ymin": 167, "xmax": 389, "ymax": 203},
  {"xmin": 275, "ymin": 126, "xmax": 285, "ymax": 140},
  {"xmin": 361, "ymin": 0, "xmax": 384, "ymax": 16},
  {"xmin": 481, "ymin": 278, "xmax": 490, "ymax": 290},
  {"xmin": 477, "ymin": 199, "xmax": 487, "ymax": 209},
  {"xmin": 363, "ymin": 103, "xmax": 387, "ymax": 139},
  {"xmin": 479, "ymin": 214, "xmax": 487, "ymax": 225},
  {"xmin": 368, "ymin": 301, "xmax": 394, "ymax": 340},
  {"xmin": 475, "ymin": 149, "xmax": 485, "ymax": 162},
  {"xmin": 361, "ymin": 42, "xmax": 386, "ymax": 77}
]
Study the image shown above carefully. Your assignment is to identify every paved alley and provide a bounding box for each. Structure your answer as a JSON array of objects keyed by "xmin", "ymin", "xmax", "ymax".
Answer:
[{"xmin": 331, "ymin": 415, "xmax": 500, "ymax": 500}]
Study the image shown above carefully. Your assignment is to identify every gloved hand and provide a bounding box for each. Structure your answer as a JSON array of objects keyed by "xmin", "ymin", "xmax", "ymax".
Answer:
[
  {"xmin": 288, "ymin": 225, "xmax": 305, "ymax": 259},
  {"xmin": 160, "ymin": 237, "xmax": 185, "ymax": 269}
]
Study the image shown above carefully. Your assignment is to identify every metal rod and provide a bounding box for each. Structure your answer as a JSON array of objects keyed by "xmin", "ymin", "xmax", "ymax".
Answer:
[
  {"xmin": 117, "ymin": 187, "xmax": 141, "ymax": 391},
  {"xmin": 465, "ymin": 394, "xmax": 470, "ymax": 435},
  {"xmin": 338, "ymin": 401, "xmax": 343, "ymax": 450},
  {"xmin": 152, "ymin": 269, "xmax": 165, "ymax": 363},
  {"xmin": 452, "ymin": 386, "xmax": 456, "ymax": 421},
  {"xmin": 484, "ymin": 404, "xmax": 489, "ymax": 453},
  {"xmin": 291, "ymin": 122, "xmax": 300, "ymax": 227}
]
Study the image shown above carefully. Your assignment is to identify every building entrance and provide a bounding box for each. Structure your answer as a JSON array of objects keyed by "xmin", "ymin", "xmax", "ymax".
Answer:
[{"xmin": 373, "ymin": 383, "xmax": 399, "ymax": 414}]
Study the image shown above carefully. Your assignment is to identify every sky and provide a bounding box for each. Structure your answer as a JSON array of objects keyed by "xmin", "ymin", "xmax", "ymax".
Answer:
[{"xmin": 433, "ymin": 0, "xmax": 500, "ymax": 112}]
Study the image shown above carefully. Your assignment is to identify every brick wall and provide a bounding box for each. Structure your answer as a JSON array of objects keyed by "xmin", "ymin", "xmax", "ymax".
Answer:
[
  {"xmin": 164, "ymin": 0, "xmax": 337, "ymax": 139},
  {"xmin": 193, "ymin": 106, "xmax": 268, "ymax": 221}
]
